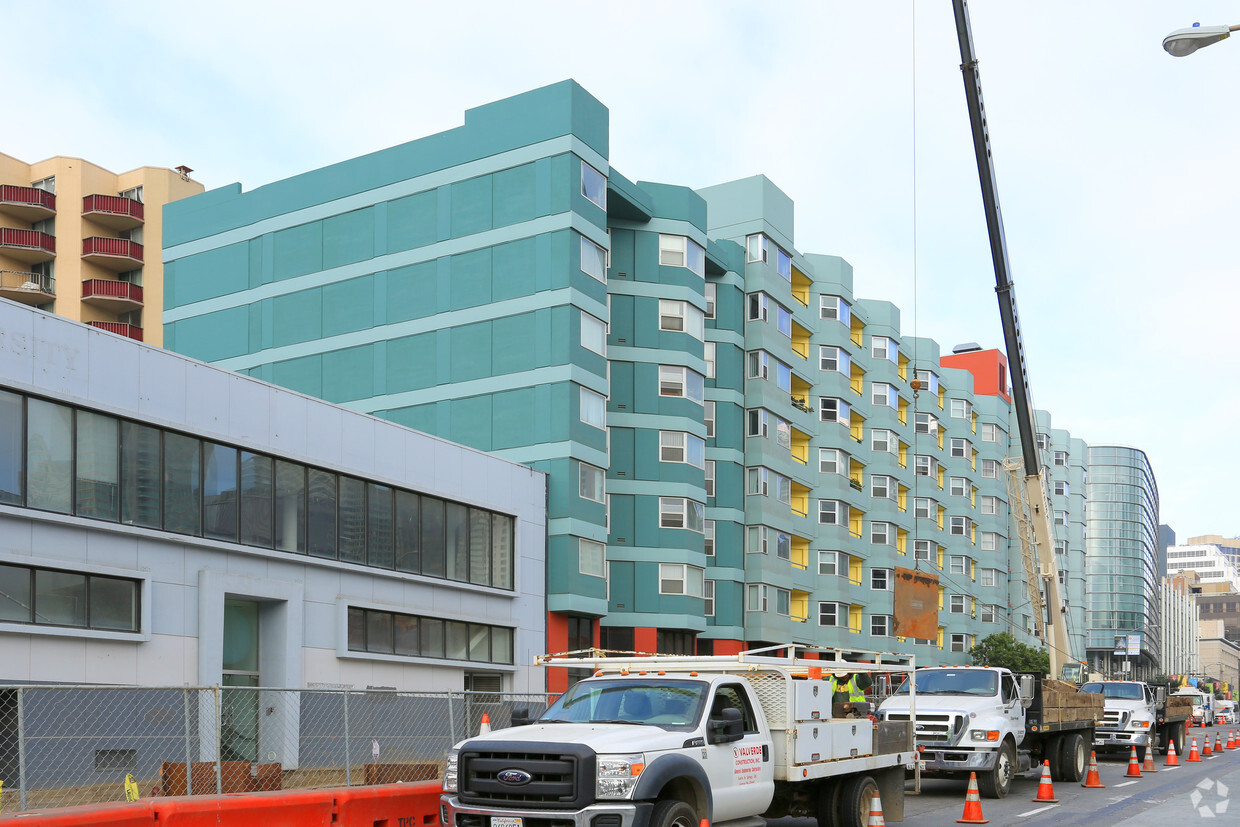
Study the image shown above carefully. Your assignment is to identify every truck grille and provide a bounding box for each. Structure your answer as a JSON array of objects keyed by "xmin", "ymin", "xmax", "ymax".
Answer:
[
  {"xmin": 1103, "ymin": 710, "xmax": 1125, "ymax": 728},
  {"xmin": 885, "ymin": 712, "xmax": 959, "ymax": 743},
  {"xmin": 459, "ymin": 741, "xmax": 595, "ymax": 810}
]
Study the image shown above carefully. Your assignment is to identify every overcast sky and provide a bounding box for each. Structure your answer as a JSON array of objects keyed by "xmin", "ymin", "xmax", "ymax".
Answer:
[{"xmin": 7, "ymin": 1, "xmax": 1237, "ymax": 539}]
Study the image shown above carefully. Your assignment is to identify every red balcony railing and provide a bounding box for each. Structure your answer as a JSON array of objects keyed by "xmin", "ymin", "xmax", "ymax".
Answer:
[
  {"xmin": 81, "ymin": 278, "xmax": 143, "ymax": 305},
  {"xmin": 0, "ymin": 269, "xmax": 55, "ymax": 306},
  {"xmin": 82, "ymin": 194, "xmax": 144, "ymax": 229},
  {"xmin": 88, "ymin": 321, "xmax": 143, "ymax": 341},
  {"xmin": 82, "ymin": 237, "xmax": 143, "ymax": 268},
  {"xmin": 0, "ymin": 184, "xmax": 56, "ymax": 215},
  {"xmin": 0, "ymin": 227, "xmax": 56, "ymax": 261}
]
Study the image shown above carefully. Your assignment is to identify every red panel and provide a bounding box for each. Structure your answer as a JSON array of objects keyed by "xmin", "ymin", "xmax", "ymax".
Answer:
[
  {"xmin": 633, "ymin": 627, "xmax": 657, "ymax": 654},
  {"xmin": 148, "ymin": 788, "xmax": 335, "ymax": 826},
  {"xmin": 711, "ymin": 639, "xmax": 745, "ymax": 656},
  {"xmin": 939, "ymin": 349, "xmax": 1011, "ymax": 402},
  {"xmin": 0, "ymin": 802, "xmax": 154, "ymax": 826},
  {"xmin": 331, "ymin": 781, "xmax": 443, "ymax": 827}
]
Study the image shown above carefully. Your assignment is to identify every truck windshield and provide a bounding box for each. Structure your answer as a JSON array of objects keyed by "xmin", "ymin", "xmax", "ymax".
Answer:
[
  {"xmin": 539, "ymin": 679, "xmax": 708, "ymax": 730},
  {"xmin": 893, "ymin": 670, "xmax": 997, "ymax": 696},
  {"xmin": 1079, "ymin": 683, "xmax": 1142, "ymax": 700}
]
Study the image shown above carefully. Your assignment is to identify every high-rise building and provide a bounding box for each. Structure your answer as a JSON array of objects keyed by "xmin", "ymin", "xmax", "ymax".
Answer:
[
  {"xmin": 160, "ymin": 81, "xmax": 1097, "ymax": 687},
  {"xmin": 0, "ymin": 153, "xmax": 202, "ymax": 345},
  {"xmin": 1167, "ymin": 543, "xmax": 1240, "ymax": 591},
  {"xmin": 1162, "ymin": 573, "xmax": 1200, "ymax": 677},
  {"xmin": 1085, "ymin": 445, "xmax": 1161, "ymax": 679}
]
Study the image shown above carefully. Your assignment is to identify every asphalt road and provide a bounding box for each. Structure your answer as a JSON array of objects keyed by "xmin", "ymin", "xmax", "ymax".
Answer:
[{"xmin": 770, "ymin": 731, "xmax": 1240, "ymax": 826}]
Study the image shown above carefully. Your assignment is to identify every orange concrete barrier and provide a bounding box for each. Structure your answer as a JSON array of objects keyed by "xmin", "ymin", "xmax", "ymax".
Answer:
[
  {"xmin": 150, "ymin": 788, "xmax": 335, "ymax": 826},
  {"xmin": 0, "ymin": 801, "xmax": 154, "ymax": 826},
  {"xmin": 331, "ymin": 781, "xmax": 443, "ymax": 827}
]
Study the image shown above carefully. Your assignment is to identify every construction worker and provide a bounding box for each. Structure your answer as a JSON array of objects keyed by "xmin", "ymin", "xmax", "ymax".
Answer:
[{"xmin": 831, "ymin": 672, "xmax": 872, "ymax": 717}]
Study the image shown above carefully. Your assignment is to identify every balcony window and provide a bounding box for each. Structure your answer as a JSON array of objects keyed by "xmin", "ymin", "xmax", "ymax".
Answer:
[
  {"xmin": 818, "ymin": 499, "xmax": 846, "ymax": 526},
  {"xmin": 950, "ymin": 438, "xmax": 969, "ymax": 458},
  {"xmin": 660, "ymin": 431, "xmax": 704, "ymax": 468},
  {"xmin": 950, "ymin": 476, "xmax": 969, "ymax": 497},
  {"xmin": 818, "ymin": 601, "xmax": 843, "ymax": 627},
  {"xmin": 580, "ymin": 387, "xmax": 606, "ymax": 429},
  {"xmin": 982, "ymin": 423, "xmax": 1003, "ymax": 443},
  {"xmin": 776, "ymin": 248, "xmax": 792, "ymax": 280},
  {"xmin": 659, "ymin": 497, "xmax": 704, "ymax": 532},
  {"xmin": 580, "ymin": 312, "xmax": 606, "ymax": 355},
  {"xmin": 871, "ymin": 523, "xmax": 893, "ymax": 547},
  {"xmin": 818, "ymin": 550, "xmax": 840, "ymax": 576},
  {"xmin": 871, "ymin": 336, "xmax": 897, "ymax": 362},
  {"xmin": 949, "ymin": 595, "xmax": 967, "ymax": 614},
  {"xmin": 659, "ymin": 299, "xmax": 704, "ymax": 339},
  {"xmin": 819, "ymin": 345, "xmax": 850, "ymax": 373},
  {"xmin": 981, "ymin": 459, "xmax": 999, "ymax": 478},
  {"xmin": 658, "ymin": 366, "xmax": 704, "ymax": 404},
  {"xmin": 660, "ymin": 234, "xmax": 705, "ymax": 277},
  {"xmin": 871, "ymin": 475, "xmax": 892, "ymax": 500},
  {"xmin": 820, "ymin": 397, "xmax": 850, "ymax": 425},
  {"xmin": 914, "ymin": 498, "xmax": 933, "ymax": 519},
  {"xmin": 1054, "ymin": 451, "xmax": 1069, "ymax": 466},
  {"xmin": 871, "ymin": 615, "xmax": 892, "ymax": 637},
  {"xmin": 579, "ymin": 462, "xmax": 605, "ymax": 503},
  {"xmin": 581, "ymin": 161, "xmax": 606, "ymax": 209},
  {"xmin": 746, "ymin": 234, "xmax": 769, "ymax": 263},
  {"xmin": 659, "ymin": 563, "xmax": 704, "ymax": 596},
  {"xmin": 871, "ymin": 567, "xmax": 891, "ymax": 590},
  {"xmin": 580, "ymin": 235, "xmax": 607, "ymax": 281},
  {"xmin": 871, "ymin": 429, "xmax": 896, "ymax": 454},
  {"xmin": 914, "ymin": 540, "xmax": 932, "ymax": 561},
  {"xmin": 950, "ymin": 399, "xmax": 972, "ymax": 419},
  {"xmin": 704, "ymin": 283, "xmax": 716, "ymax": 319},
  {"xmin": 819, "ymin": 448, "xmax": 844, "ymax": 475},
  {"xmin": 872, "ymin": 382, "xmax": 897, "ymax": 408},
  {"xmin": 820, "ymin": 295, "xmax": 851, "ymax": 324}
]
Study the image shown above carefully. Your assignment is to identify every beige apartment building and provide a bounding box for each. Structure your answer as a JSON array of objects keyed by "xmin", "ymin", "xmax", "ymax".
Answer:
[{"xmin": 0, "ymin": 153, "xmax": 202, "ymax": 346}]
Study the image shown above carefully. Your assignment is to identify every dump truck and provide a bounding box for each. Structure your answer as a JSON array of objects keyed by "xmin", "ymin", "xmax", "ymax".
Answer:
[
  {"xmin": 441, "ymin": 646, "xmax": 917, "ymax": 827},
  {"xmin": 877, "ymin": 667, "xmax": 1102, "ymax": 798},
  {"xmin": 1079, "ymin": 680, "xmax": 1192, "ymax": 760}
]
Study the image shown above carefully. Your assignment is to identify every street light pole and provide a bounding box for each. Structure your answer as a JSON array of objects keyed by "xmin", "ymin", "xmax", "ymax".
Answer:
[{"xmin": 1163, "ymin": 22, "xmax": 1240, "ymax": 56}]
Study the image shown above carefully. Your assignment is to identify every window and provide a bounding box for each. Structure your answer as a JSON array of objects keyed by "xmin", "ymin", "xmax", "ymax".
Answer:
[
  {"xmin": 981, "ymin": 604, "xmax": 997, "ymax": 623},
  {"xmin": 704, "ymin": 341, "xmax": 716, "ymax": 379},
  {"xmin": 914, "ymin": 455, "xmax": 936, "ymax": 477},
  {"xmin": 872, "ymin": 429, "xmax": 896, "ymax": 453},
  {"xmin": 820, "ymin": 295, "xmax": 851, "ymax": 324},
  {"xmin": 581, "ymin": 161, "xmax": 606, "ymax": 208},
  {"xmin": 580, "ymin": 312, "xmax": 606, "ymax": 355},
  {"xmin": 1054, "ymin": 510, "xmax": 1068, "ymax": 527},
  {"xmin": 748, "ymin": 584, "xmax": 769, "ymax": 612},
  {"xmin": 747, "ymin": 293, "xmax": 769, "ymax": 323},
  {"xmin": 950, "ymin": 438, "xmax": 969, "ymax": 458},
  {"xmin": 579, "ymin": 463, "xmax": 605, "ymax": 503},
  {"xmin": 980, "ymin": 568, "xmax": 1000, "ymax": 587},
  {"xmin": 820, "ymin": 397, "xmax": 850, "ymax": 425},
  {"xmin": 914, "ymin": 369, "xmax": 939, "ymax": 394},
  {"xmin": 914, "ymin": 497, "xmax": 933, "ymax": 519},
  {"xmin": 819, "ymin": 345, "xmax": 850, "ymax": 373},
  {"xmin": 747, "ymin": 467, "xmax": 769, "ymax": 496},
  {"xmin": 580, "ymin": 387, "xmax": 606, "ymax": 430},
  {"xmin": 659, "ymin": 300, "xmax": 704, "ymax": 339},
  {"xmin": 818, "ymin": 499, "xmax": 847, "ymax": 526},
  {"xmin": 949, "ymin": 595, "xmax": 967, "ymax": 614},
  {"xmin": 660, "ymin": 431, "xmax": 704, "ymax": 467},
  {"xmin": 579, "ymin": 538, "xmax": 605, "ymax": 576},
  {"xmin": 348, "ymin": 608, "xmax": 513, "ymax": 664},
  {"xmin": 871, "ymin": 523, "xmax": 893, "ymax": 546},
  {"xmin": 746, "ymin": 234, "xmax": 769, "ymax": 263},
  {"xmin": 950, "ymin": 633, "xmax": 971, "ymax": 653},
  {"xmin": 1054, "ymin": 480, "xmax": 1069, "ymax": 496},
  {"xmin": 776, "ymin": 588, "xmax": 791, "ymax": 616},
  {"xmin": 981, "ymin": 495, "xmax": 1000, "ymax": 515},
  {"xmin": 949, "ymin": 555, "xmax": 968, "ymax": 575},
  {"xmin": 949, "ymin": 477, "xmax": 969, "ymax": 497},
  {"xmin": 871, "ymin": 475, "xmax": 893, "ymax": 499},
  {"xmin": 871, "ymin": 615, "xmax": 892, "ymax": 637},
  {"xmin": 982, "ymin": 423, "xmax": 1002, "ymax": 443},
  {"xmin": 914, "ymin": 540, "xmax": 932, "ymax": 561},
  {"xmin": 747, "ymin": 350, "xmax": 769, "ymax": 378},
  {"xmin": 1055, "ymin": 540, "xmax": 1068, "ymax": 556},
  {"xmin": 981, "ymin": 532, "xmax": 1000, "ymax": 551},
  {"xmin": 580, "ymin": 235, "xmax": 607, "ymax": 281},
  {"xmin": 981, "ymin": 459, "xmax": 1000, "ymax": 478},
  {"xmin": 1058, "ymin": 570, "xmax": 1067, "ymax": 585},
  {"xmin": 871, "ymin": 382, "xmax": 896, "ymax": 408},
  {"xmin": 871, "ymin": 568, "xmax": 891, "ymax": 590},
  {"xmin": 1053, "ymin": 451, "xmax": 1069, "ymax": 467},
  {"xmin": 1035, "ymin": 433, "xmax": 1050, "ymax": 450},
  {"xmin": 0, "ymin": 563, "xmax": 139, "ymax": 632},
  {"xmin": 819, "ymin": 448, "xmax": 845, "ymax": 475},
  {"xmin": 659, "ymin": 497, "xmax": 704, "ymax": 532},
  {"xmin": 915, "ymin": 413, "xmax": 938, "ymax": 434},
  {"xmin": 660, "ymin": 563, "xmax": 704, "ymax": 596},
  {"xmin": 949, "ymin": 516, "xmax": 971, "ymax": 536},
  {"xmin": 776, "ymin": 305, "xmax": 792, "ymax": 338},
  {"xmin": 818, "ymin": 550, "xmax": 840, "ymax": 576},
  {"xmin": 658, "ymin": 366, "xmax": 704, "ymax": 404},
  {"xmin": 704, "ymin": 520, "xmax": 715, "ymax": 556},
  {"xmin": 705, "ymin": 460, "xmax": 716, "ymax": 497},
  {"xmin": 776, "ymin": 248, "xmax": 792, "ymax": 280},
  {"xmin": 658, "ymin": 234, "xmax": 704, "ymax": 276},
  {"xmin": 704, "ymin": 580, "xmax": 715, "ymax": 616},
  {"xmin": 748, "ymin": 409, "xmax": 769, "ymax": 437},
  {"xmin": 32, "ymin": 176, "xmax": 56, "ymax": 194},
  {"xmin": 871, "ymin": 336, "xmax": 896, "ymax": 362},
  {"xmin": 704, "ymin": 401, "xmax": 716, "ymax": 439},
  {"xmin": 774, "ymin": 416, "xmax": 791, "ymax": 448},
  {"xmin": 818, "ymin": 602, "xmax": 843, "ymax": 626},
  {"xmin": 950, "ymin": 399, "xmax": 972, "ymax": 419},
  {"xmin": 704, "ymin": 283, "xmax": 716, "ymax": 319}
]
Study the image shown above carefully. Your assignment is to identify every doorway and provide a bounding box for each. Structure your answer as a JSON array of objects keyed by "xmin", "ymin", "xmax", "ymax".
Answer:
[{"xmin": 221, "ymin": 598, "xmax": 260, "ymax": 762}]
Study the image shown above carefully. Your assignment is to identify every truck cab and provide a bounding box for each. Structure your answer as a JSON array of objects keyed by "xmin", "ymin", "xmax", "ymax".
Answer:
[
  {"xmin": 1079, "ymin": 681, "xmax": 1156, "ymax": 756},
  {"xmin": 1174, "ymin": 689, "xmax": 1215, "ymax": 726}
]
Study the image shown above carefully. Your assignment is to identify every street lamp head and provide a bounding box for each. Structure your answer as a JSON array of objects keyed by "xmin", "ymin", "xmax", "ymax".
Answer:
[{"xmin": 1163, "ymin": 23, "xmax": 1235, "ymax": 57}]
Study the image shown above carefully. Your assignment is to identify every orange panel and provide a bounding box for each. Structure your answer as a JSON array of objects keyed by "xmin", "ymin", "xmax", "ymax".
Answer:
[
  {"xmin": 0, "ymin": 801, "xmax": 154, "ymax": 826},
  {"xmin": 331, "ymin": 781, "xmax": 443, "ymax": 827},
  {"xmin": 149, "ymin": 788, "xmax": 335, "ymax": 826}
]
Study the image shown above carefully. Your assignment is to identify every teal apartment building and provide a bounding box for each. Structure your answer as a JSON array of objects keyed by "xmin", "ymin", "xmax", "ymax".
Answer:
[{"xmin": 163, "ymin": 81, "xmax": 1088, "ymax": 690}]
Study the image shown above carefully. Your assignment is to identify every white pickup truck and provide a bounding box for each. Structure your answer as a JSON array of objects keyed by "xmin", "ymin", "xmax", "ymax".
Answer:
[
  {"xmin": 877, "ymin": 667, "xmax": 1100, "ymax": 799},
  {"xmin": 1079, "ymin": 681, "xmax": 1190, "ymax": 761},
  {"xmin": 440, "ymin": 647, "xmax": 917, "ymax": 827},
  {"xmin": 1174, "ymin": 688, "xmax": 1216, "ymax": 727}
]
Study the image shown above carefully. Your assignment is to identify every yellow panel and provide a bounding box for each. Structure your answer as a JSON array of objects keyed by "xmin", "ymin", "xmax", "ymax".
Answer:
[
  {"xmin": 937, "ymin": 431, "xmax": 944, "ymax": 450},
  {"xmin": 936, "ymin": 467, "xmax": 944, "ymax": 490},
  {"xmin": 970, "ymin": 559, "xmax": 976, "ymax": 580},
  {"xmin": 971, "ymin": 449, "xmax": 978, "ymax": 471},
  {"xmin": 898, "ymin": 352, "xmax": 910, "ymax": 380},
  {"xmin": 849, "ymin": 555, "xmax": 863, "ymax": 585},
  {"xmin": 937, "ymin": 626, "xmax": 945, "ymax": 649},
  {"xmin": 897, "ymin": 486, "xmax": 908, "ymax": 512},
  {"xmin": 849, "ymin": 604, "xmax": 863, "ymax": 633},
  {"xmin": 850, "ymin": 316, "xmax": 865, "ymax": 347},
  {"xmin": 849, "ymin": 458, "xmax": 865, "ymax": 488},
  {"xmin": 791, "ymin": 482, "xmax": 810, "ymax": 518},
  {"xmin": 971, "ymin": 412, "xmax": 979, "ymax": 434},
  {"xmin": 791, "ymin": 590, "xmax": 810, "ymax": 622},
  {"xmin": 937, "ymin": 586, "xmax": 944, "ymax": 610},
  {"xmin": 970, "ymin": 523, "xmax": 976, "ymax": 544},
  {"xmin": 897, "ymin": 528, "xmax": 908, "ymax": 555},
  {"xmin": 936, "ymin": 506, "xmax": 945, "ymax": 529},
  {"xmin": 849, "ymin": 507, "xmax": 864, "ymax": 538},
  {"xmin": 850, "ymin": 363, "xmax": 865, "ymax": 395},
  {"xmin": 850, "ymin": 413, "xmax": 866, "ymax": 444},
  {"xmin": 791, "ymin": 266, "xmax": 812, "ymax": 307},
  {"xmin": 791, "ymin": 427, "xmax": 810, "ymax": 465},
  {"xmin": 970, "ymin": 486, "xmax": 977, "ymax": 507},
  {"xmin": 898, "ymin": 441, "xmax": 909, "ymax": 469},
  {"xmin": 937, "ymin": 387, "xmax": 945, "ymax": 410},
  {"xmin": 791, "ymin": 319, "xmax": 811, "ymax": 360},
  {"xmin": 936, "ymin": 549, "xmax": 944, "ymax": 570},
  {"xmin": 898, "ymin": 397, "xmax": 909, "ymax": 425},
  {"xmin": 791, "ymin": 536, "xmax": 809, "ymax": 570}
]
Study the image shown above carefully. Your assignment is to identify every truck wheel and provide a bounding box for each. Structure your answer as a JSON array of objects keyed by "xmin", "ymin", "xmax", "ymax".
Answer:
[
  {"xmin": 1060, "ymin": 733, "xmax": 1087, "ymax": 782},
  {"xmin": 977, "ymin": 739, "xmax": 1015, "ymax": 799},
  {"xmin": 815, "ymin": 780, "xmax": 840, "ymax": 827},
  {"xmin": 1171, "ymin": 722, "xmax": 1185, "ymax": 758},
  {"xmin": 837, "ymin": 775, "xmax": 879, "ymax": 827},
  {"xmin": 649, "ymin": 799, "xmax": 697, "ymax": 827},
  {"xmin": 1045, "ymin": 735, "xmax": 1063, "ymax": 781}
]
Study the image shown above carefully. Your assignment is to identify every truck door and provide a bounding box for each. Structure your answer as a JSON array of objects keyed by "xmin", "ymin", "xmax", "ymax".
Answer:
[
  {"xmin": 1001, "ymin": 674, "xmax": 1023, "ymax": 741},
  {"xmin": 702, "ymin": 682, "xmax": 774, "ymax": 822}
]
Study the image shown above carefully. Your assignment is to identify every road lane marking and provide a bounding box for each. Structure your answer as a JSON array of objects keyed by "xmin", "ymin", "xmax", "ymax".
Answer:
[
  {"xmin": 1114, "ymin": 780, "xmax": 1139, "ymax": 787},
  {"xmin": 1018, "ymin": 804, "xmax": 1059, "ymax": 817}
]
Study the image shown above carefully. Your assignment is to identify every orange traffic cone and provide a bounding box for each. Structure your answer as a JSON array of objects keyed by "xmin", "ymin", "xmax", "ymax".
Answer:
[
  {"xmin": 1203, "ymin": 734, "xmax": 1213, "ymax": 758},
  {"xmin": 1215, "ymin": 732, "xmax": 1223, "ymax": 754},
  {"xmin": 1124, "ymin": 745, "xmax": 1142, "ymax": 778},
  {"xmin": 956, "ymin": 772, "xmax": 989, "ymax": 823},
  {"xmin": 866, "ymin": 793, "xmax": 886, "ymax": 827},
  {"xmin": 1082, "ymin": 751, "xmax": 1106, "ymax": 788},
  {"xmin": 1228, "ymin": 730, "xmax": 1236, "ymax": 750},
  {"xmin": 1187, "ymin": 736, "xmax": 1201, "ymax": 762},
  {"xmin": 478, "ymin": 713, "xmax": 491, "ymax": 735},
  {"xmin": 1165, "ymin": 739, "xmax": 1180, "ymax": 767},
  {"xmin": 1031, "ymin": 760, "xmax": 1058, "ymax": 802},
  {"xmin": 1142, "ymin": 749, "xmax": 1158, "ymax": 773}
]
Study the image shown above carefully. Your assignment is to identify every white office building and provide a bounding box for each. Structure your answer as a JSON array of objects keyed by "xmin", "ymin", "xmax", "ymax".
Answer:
[{"xmin": 1167, "ymin": 543, "xmax": 1240, "ymax": 592}]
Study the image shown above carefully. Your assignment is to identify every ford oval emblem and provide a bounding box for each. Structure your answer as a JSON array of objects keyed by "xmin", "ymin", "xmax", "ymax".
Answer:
[{"xmin": 498, "ymin": 769, "xmax": 532, "ymax": 785}]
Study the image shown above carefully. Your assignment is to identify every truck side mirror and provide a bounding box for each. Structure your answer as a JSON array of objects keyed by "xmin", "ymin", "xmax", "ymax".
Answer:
[
  {"xmin": 708, "ymin": 707, "xmax": 744, "ymax": 744},
  {"xmin": 1018, "ymin": 674, "xmax": 1035, "ymax": 702},
  {"xmin": 512, "ymin": 708, "xmax": 531, "ymax": 727},
  {"xmin": 1154, "ymin": 687, "xmax": 1166, "ymax": 705}
]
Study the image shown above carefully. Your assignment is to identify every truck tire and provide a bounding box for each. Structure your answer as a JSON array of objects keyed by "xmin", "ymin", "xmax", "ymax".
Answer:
[
  {"xmin": 649, "ymin": 799, "xmax": 697, "ymax": 827},
  {"xmin": 815, "ymin": 780, "xmax": 841, "ymax": 827},
  {"xmin": 836, "ymin": 775, "xmax": 879, "ymax": 827},
  {"xmin": 1045, "ymin": 734, "xmax": 1063, "ymax": 781},
  {"xmin": 977, "ymin": 739, "xmax": 1016, "ymax": 799},
  {"xmin": 1170, "ymin": 722, "xmax": 1185, "ymax": 757},
  {"xmin": 1059, "ymin": 733, "xmax": 1087, "ymax": 782}
]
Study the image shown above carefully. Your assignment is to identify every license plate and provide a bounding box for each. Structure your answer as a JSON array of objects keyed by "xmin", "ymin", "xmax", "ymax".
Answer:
[{"xmin": 493, "ymin": 818, "xmax": 522, "ymax": 827}]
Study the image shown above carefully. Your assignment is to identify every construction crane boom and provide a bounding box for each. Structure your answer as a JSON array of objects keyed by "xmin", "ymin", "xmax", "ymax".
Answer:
[{"xmin": 951, "ymin": 0, "xmax": 1072, "ymax": 677}]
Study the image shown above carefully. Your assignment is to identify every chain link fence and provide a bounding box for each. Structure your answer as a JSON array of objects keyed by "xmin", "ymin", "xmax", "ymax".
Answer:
[{"xmin": 0, "ymin": 685, "xmax": 554, "ymax": 813}]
